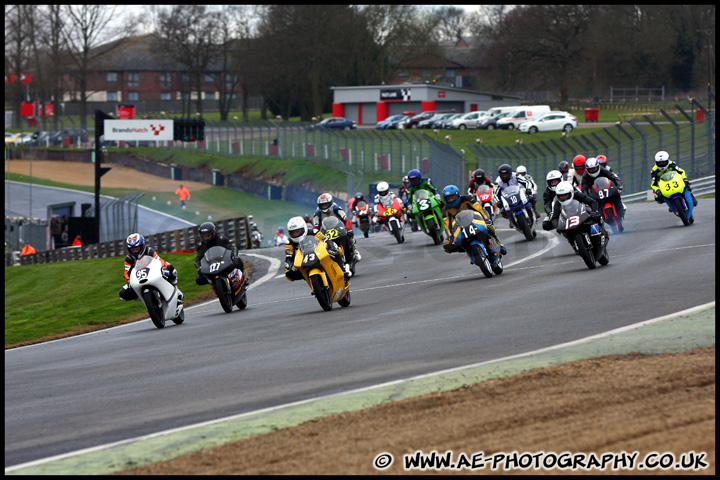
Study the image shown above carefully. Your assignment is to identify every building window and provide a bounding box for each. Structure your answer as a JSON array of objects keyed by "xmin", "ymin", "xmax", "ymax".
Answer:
[
  {"xmin": 128, "ymin": 72, "xmax": 139, "ymax": 88},
  {"xmin": 160, "ymin": 92, "xmax": 172, "ymax": 101},
  {"xmin": 205, "ymin": 92, "xmax": 216, "ymax": 100},
  {"xmin": 225, "ymin": 75, "xmax": 236, "ymax": 90},
  {"xmin": 127, "ymin": 92, "xmax": 139, "ymax": 101},
  {"xmin": 107, "ymin": 91, "xmax": 118, "ymax": 101},
  {"xmin": 107, "ymin": 72, "xmax": 118, "ymax": 83},
  {"xmin": 397, "ymin": 69, "xmax": 408, "ymax": 77},
  {"xmin": 445, "ymin": 68, "xmax": 456, "ymax": 78},
  {"xmin": 422, "ymin": 69, "xmax": 431, "ymax": 78},
  {"xmin": 160, "ymin": 73, "xmax": 171, "ymax": 88},
  {"xmin": 205, "ymin": 74, "xmax": 215, "ymax": 83}
]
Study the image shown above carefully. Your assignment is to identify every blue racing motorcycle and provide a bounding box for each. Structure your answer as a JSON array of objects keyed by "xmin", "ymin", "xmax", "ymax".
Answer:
[{"xmin": 446, "ymin": 210, "xmax": 504, "ymax": 278}]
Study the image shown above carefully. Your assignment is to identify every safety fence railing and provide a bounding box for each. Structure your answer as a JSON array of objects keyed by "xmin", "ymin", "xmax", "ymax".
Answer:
[
  {"xmin": 7, "ymin": 215, "xmax": 252, "ymax": 267},
  {"xmin": 623, "ymin": 175, "xmax": 715, "ymax": 203}
]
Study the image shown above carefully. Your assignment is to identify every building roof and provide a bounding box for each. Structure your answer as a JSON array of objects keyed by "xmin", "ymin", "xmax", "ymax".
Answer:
[{"xmin": 89, "ymin": 34, "xmax": 187, "ymax": 72}]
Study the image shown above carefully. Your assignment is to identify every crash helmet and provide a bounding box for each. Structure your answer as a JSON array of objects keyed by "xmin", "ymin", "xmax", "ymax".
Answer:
[
  {"xmin": 287, "ymin": 216, "xmax": 308, "ymax": 244},
  {"xmin": 199, "ymin": 221, "xmax": 216, "ymax": 243},
  {"xmin": 126, "ymin": 233, "xmax": 146, "ymax": 259},
  {"xmin": 555, "ymin": 181, "xmax": 575, "ymax": 205},
  {"xmin": 596, "ymin": 154, "xmax": 608, "ymax": 168},
  {"xmin": 516, "ymin": 165, "xmax": 528, "ymax": 178},
  {"xmin": 402, "ymin": 175, "xmax": 409, "ymax": 185},
  {"xmin": 654, "ymin": 150, "xmax": 670, "ymax": 172},
  {"xmin": 354, "ymin": 192, "xmax": 365, "ymax": 202},
  {"xmin": 558, "ymin": 160, "xmax": 570, "ymax": 175},
  {"xmin": 277, "ymin": 226, "xmax": 284, "ymax": 234},
  {"xmin": 442, "ymin": 185, "xmax": 461, "ymax": 208},
  {"xmin": 498, "ymin": 164, "xmax": 513, "ymax": 183},
  {"xmin": 377, "ymin": 181, "xmax": 390, "ymax": 197},
  {"xmin": 473, "ymin": 169, "xmax": 486, "ymax": 184},
  {"xmin": 317, "ymin": 193, "xmax": 333, "ymax": 213},
  {"xmin": 572, "ymin": 154, "xmax": 587, "ymax": 173},
  {"xmin": 585, "ymin": 157, "xmax": 601, "ymax": 177},
  {"xmin": 407, "ymin": 169, "xmax": 422, "ymax": 186},
  {"xmin": 546, "ymin": 170, "xmax": 563, "ymax": 191}
]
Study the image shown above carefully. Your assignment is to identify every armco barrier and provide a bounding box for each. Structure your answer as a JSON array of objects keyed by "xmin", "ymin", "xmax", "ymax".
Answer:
[
  {"xmin": 623, "ymin": 175, "xmax": 715, "ymax": 203},
  {"xmin": 8, "ymin": 216, "xmax": 252, "ymax": 267}
]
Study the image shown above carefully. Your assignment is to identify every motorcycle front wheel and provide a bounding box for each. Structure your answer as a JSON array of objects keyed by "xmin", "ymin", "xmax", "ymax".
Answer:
[
  {"xmin": 215, "ymin": 277, "xmax": 234, "ymax": 313},
  {"xmin": 311, "ymin": 274, "xmax": 333, "ymax": 311},
  {"xmin": 338, "ymin": 289, "xmax": 351, "ymax": 307},
  {"xmin": 574, "ymin": 233, "xmax": 596, "ymax": 269},
  {"xmin": 142, "ymin": 289, "xmax": 165, "ymax": 328},
  {"xmin": 517, "ymin": 213, "xmax": 535, "ymax": 241},
  {"xmin": 471, "ymin": 244, "xmax": 493, "ymax": 278},
  {"xmin": 673, "ymin": 197, "xmax": 690, "ymax": 226}
]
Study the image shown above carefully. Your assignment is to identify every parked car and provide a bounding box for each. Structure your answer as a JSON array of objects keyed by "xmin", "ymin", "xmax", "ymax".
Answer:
[
  {"xmin": 496, "ymin": 105, "xmax": 551, "ymax": 130},
  {"xmin": 29, "ymin": 131, "xmax": 53, "ymax": 146},
  {"xmin": 5, "ymin": 132, "xmax": 19, "ymax": 145},
  {"xmin": 14, "ymin": 133, "xmax": 35, "ymax": 145},
  {"xmin": 437, "ymin": 113, "xmax": 462, "ymax": 129},
  {"xmin": 307, "ymin": 117, "xmax": 357, "ymax": 131},
  {"xmin": 402, "ymin": 110, "xmax": 456, "ymax": 129},
  {"xmin": 418, "ymin": 113, "xmax": 450, "ymax": 129},
  {"xmin": 385, "ymin": 115, "xmax": 412, "ymax": 130},
  {"xmin": 377, "ymin": 114, "xmax": 408, "ymax": 130},
  {"xmin": 427, "ymin": 113, "xmax": 456, "ymax": 129},
  {"xmin": 518, "ymin": 111, "xmax": 578, "ymax": 134},
  {"xmin": 49, "ymin": 128, "xmax": 89, "ymax": 146},
  {"xmin": 446, "ymin": 111, "xmax": 486, "ymax": 130},
  {"xmin": 477, "ymin": 112, "xmax": 511, "ymax": 130},
  {"xmin": 477, "ymin": 106, "xmax": 522, "ymax": 124}
]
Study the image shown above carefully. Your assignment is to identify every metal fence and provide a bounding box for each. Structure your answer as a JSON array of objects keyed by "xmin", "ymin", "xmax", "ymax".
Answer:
[
  {"xmin": 85, "ymin": 193, "xmax": 143, "ymax": 244},
  {"xmin": 468, "ymin": 105, "xmax": 715, "ymax": 196}
]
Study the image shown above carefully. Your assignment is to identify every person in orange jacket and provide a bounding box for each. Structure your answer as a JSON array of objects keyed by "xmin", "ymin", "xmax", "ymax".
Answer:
[
  {"xmin": 20, "ymin": 241, "xmax": 36, "ymax": 255},
  {"xmin": 175, "ymin": 184, "xmax": 191, "ymax": 209},
  {"xmin": 71, "ymin": 234, "xmax": 83, "ymax": 247}
]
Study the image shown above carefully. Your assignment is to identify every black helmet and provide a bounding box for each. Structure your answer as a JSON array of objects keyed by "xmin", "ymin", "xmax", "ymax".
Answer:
[
  {"xmin": 498, "ymin": 164, "xmax": 512, "ymax": 182},
  {"xmin": 354, "ymin": 192, "xmax": 364, "ymax": 202},
  {"xmin": 473, "ymin": 169, "xmax": 486, "ymax": 183},
  {"xmin": 199, "ymin": 221, "xmax": 216, "ymax": 243},
  {"xmin": 558, "ymin": 160, "xmax": 570, "ymax": 174}
]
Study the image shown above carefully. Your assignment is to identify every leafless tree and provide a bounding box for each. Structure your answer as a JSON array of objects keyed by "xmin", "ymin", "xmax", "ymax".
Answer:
[{"xmin": 5, "ymin": 5, "xmax": 33, "ymax": 128}]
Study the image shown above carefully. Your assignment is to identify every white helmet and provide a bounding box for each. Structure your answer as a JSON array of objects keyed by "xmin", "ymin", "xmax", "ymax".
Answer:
[
  {"xmin": 585, "ymin": 157, "xmax": 601, "ymax": 178},
  {"xmin": 546, "ymin": 170, "xmax": 562, "ymax": 191},
  {"xmin": 555, "ymin": 181, "xmax": 575, "ymax": 205},
  {"xmin": 287, "ymin": 216, "xmax": 308, "ymax": 244},
  {"xmin": 516, "ymin": 165, "xmax": 527, "ymax": 177},
  {"xmin": 654, "ymin": 151, "xmax": 670, "ymax": 171},
  {"xmin": 377, "ymin": 181, "xmax": 389, "ymax": 196}
]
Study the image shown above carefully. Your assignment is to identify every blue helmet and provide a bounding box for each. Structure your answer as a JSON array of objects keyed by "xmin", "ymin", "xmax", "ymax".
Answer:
[
  {"xmin": 126, "ymin": 233, "xmax": 146, "ymax": 259},
  {"xmin": 442, "ymin": 185, "xmax": 461, "ymax": 208},
  {"xmin": 408, "ymin": 169, "xmax": 422, "ymax": 186}
]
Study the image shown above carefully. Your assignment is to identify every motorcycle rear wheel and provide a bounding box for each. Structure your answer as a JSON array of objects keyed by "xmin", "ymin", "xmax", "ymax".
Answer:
[
  {"xmin": 574, "ymin": 233, "xmax": 596, "ymax": 269},
  {"xmin": 471, "ymin": 244, "xmax": 493, "ymax": 278},
  {"xmin": 311, "ymin": 275, "xmax": 333, "ymax": 311},
  {"xmin": 142, "ymin": 289, "xmax": 166, "ymax": 328},
  {"xmin": 215, "ymin": 277, "xmax": 234, "ymax": 313},
  {"xmin": 673, "ymin": 197, "xmax": 690, "ymax": 226}
]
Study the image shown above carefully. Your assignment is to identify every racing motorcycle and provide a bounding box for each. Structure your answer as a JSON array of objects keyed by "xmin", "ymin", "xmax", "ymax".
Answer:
[
  {"xmin": 657, "ymin": 170, "xmax": 695, "ymax": 226},
  {"xmin": 293, "ymin": 234, "xmax": 351, "ymax": 312},
  {"xmin": 499, "ymin": 185, "xmax": 537, "ymax": 241},
  {"xmin": 274, "ymin": 231, "xmax": 287, "ymax": 246},
  {"xmin": 375, "ymin": 195, "xmax": 405, "ymax": 244},
  {"xmin": 587, "ymin": 177, "xmax": 624, "ymax": 234},
  {"xmin": 251, "ymin": 229, "xmax": 263, "ymax": 248},
  {"xmin": 198, "ymin": 245, "xmax": 248, "ymax": 313},
  {"xmin": 128, "ymin": 255, "xmax": 185, "ymax": 329},
  {"xmin": 319, "ymin": 216, "xmax": 357, "ymax": 276},
  {"xmin": 354, "ymin": 200, "xmax": 372, "ymax": 238},
  {"xmin": 474, "ymin": 184, "xmax": 498, "ymax": 222},
  {"xmin": 447, "ymin": 210, "xmax": 504, "ymax": 278},
  {"xmin": 408, "ymin": 188, "xmax": 444, "ymax": 245},
  {"xmin": 556, "ymin": 199, "xmax": 609, "ymax": 270}
]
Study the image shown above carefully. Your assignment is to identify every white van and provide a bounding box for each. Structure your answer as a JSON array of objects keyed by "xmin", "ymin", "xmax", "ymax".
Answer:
[
  {"xmin": 496, "ymin": 105, "xmax": 551, "ymax": 130},
  {"xmin": 478, "ymin": 106, "xmax": 522, "ymax": 123}
]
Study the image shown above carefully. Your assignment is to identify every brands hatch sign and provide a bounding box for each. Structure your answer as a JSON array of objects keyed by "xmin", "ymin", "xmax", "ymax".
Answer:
[
  {"xmin": 104, "ymin": 120, "xmax": 173, "ymax": 141},
  {"xmin": 380, "ymin": 88, "xmax": 411, "ymax": 101}
]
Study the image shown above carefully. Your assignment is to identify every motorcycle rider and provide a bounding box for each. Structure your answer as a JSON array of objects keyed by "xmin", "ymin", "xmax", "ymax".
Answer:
[
  {"xmin": 581, "ymin": 157, "xmax": 626, "ymax": 218},
  {"xmin": 312, "ymin": 192, "xmax": 361, "ymax": 265},
  {"xmin": 543, "ymin": 170, "xmax": 564, "ymax": 216},
  {"xmin": 558, "ymin": 160, "xmax": 572, "ymax": 181},
  {"xmin": 441, "ymin": 185, "xmax": 507, "ymax": 256},
  {"xmin": 596, "ymin": 154, "xmax": 613, "ymax": 172},
  {"xmin": 284, "ymin": 215, "xmax": 351, "ymax": 281},
  {"xmin": 650, "ymin": 150, "xmax": 698, "ymax": 208},
  {"xmin": 247, "ymin": 215, "xmax": 263, "ymax": 248},
  {"xmin": 542, "ymin": 181, "xmax": 606, "ymax": 236},
  {"xmin": 350, "ymin": 192, "xmax": 366, "ymax": 229},
  {"xmin": 494, "ymin": 163, "xmax": 541, "ymax": 222},
  {"xmin": 194, "ymin": 221, "xmax": 245, "ymax": 286},
  {"xmin": 570, "ymin": 155, "xmax": 587, "ymax": 187},
  {"xmin": 467, "ymin": 168, "xmax": 494, "ymax": 196},
  {"xmin": 119, "ymin": 233, "xmax": 178, "ymax": 301},
  {"xmin": 403, "ymin": 168, "xmax": 443, "ymax": 216},
  {"xmin": 274, "ymin": 226, "xmax": 286, "ymax": 246},
  {"xmin": 372, "ymin": 181, "xmax": 400, "ymax": 224},
  {"xmin": 398, "ymin": 175, "xmax": 410, "ymax": 201},
  {"xmin": 515, "ymin": 165, "xmax": 539, "ymax": 212}
]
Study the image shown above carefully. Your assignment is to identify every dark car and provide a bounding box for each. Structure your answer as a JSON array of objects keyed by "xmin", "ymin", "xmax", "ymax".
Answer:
[
  {"xmin": 50, "ymin": 128, "xmax": 89, "ymax": 146},
  {"xmin": 385, "ymin": 115, "xmax": 412, "ymax": 130},
  {"xmin": 27, "ymin": 131, "xmax": 53, "ymax": 146},
  {"xmin": 402, "ymin": 109, "xmax": 456, "ymax": 129},
  {"xmin": 476, "ymin": 112, "xmax": 511, "ymax": 130},
  {"xmin": 307, "ymin": 117, "xmax": 357, "ymax": 131}
]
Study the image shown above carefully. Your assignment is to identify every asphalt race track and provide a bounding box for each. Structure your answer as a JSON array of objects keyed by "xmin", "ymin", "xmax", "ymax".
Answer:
[{"xmin": 4, "ymin": 199, "xmax": 715, "ymax": 469}]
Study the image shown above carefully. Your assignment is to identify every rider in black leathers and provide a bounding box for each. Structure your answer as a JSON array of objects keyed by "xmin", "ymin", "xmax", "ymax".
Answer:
[{"xmin": 194, "ymin": 221, "xmax": 245, "ymax": 285}]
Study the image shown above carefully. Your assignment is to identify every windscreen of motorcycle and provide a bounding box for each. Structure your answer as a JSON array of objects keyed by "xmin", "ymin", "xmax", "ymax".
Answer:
[
  {"xmin": 299, "ymin": 235, "xmax": 320, "ymax": 255},
  {"xmin": 557, "ymin": 199, "xmax": 589, "ymax": 232},
  {"xmin": 321, "ymin": 216, "xmax": 345, "ymax": 238}
]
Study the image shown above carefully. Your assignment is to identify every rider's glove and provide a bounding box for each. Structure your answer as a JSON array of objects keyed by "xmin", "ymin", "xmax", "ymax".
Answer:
[
  {"xmin": 653, "ymin": 191, "xmax": 664, "ymax": 203},
  {"xmin": 161, "ymin": 267, "xmax": 169, "ymax": 278},
  {"xmin": 542, "ymin": 219, "xmax": 553, "ymax": 231},
  {"xmin": 589, "ymin": 211, "xmax": 601, "ymax": 222},
  {"xmin": 434, "ymin": 193, "xmax": 442, "ymax": 203}
]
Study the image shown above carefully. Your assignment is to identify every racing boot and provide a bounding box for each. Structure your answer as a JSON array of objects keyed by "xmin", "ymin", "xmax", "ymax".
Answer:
[{"xmin": 487, "ymin": 224, "xmax": 507, "ymax": 256}]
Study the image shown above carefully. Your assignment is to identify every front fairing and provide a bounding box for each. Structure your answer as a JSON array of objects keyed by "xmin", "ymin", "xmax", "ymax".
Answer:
[
  {"xmin": 501, "ymin": 185, "xmax": 528, "ymax": 213},
  {"xmin": 557, "ymin": 199, "xmax": 592, "ymax": 233}
]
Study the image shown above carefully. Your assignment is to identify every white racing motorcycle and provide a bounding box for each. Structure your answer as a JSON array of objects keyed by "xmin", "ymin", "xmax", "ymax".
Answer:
[{"xmin": 128, "ymin": 255, "xmax": 185, "ymax": 329}]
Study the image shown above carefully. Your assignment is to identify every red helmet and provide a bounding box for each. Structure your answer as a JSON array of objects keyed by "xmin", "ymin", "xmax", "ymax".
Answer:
[
  {"xmin": 573, "ymin": 154, "xmax": 586, "ymax": 173},
  {"xmin": 596, "ymin": 154, "xmax": 608, "ymax": 167}
]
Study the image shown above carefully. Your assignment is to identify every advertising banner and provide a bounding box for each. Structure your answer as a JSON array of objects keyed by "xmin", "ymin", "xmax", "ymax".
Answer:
[{"xmin": 104, "ymin": 120, "xmax": 174, "ymax": 141}]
